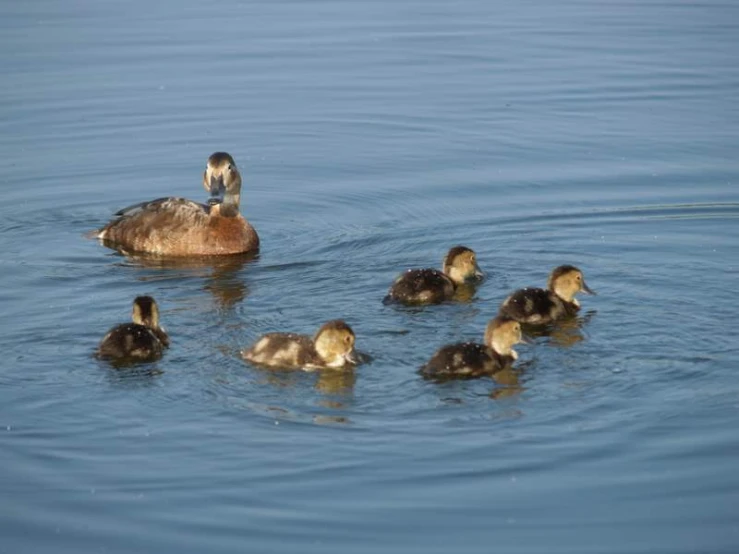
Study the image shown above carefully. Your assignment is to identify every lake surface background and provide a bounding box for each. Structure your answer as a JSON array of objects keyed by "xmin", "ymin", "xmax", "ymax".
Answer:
[{"xmin": 1, "ymin": 0, "xmax": 738, "ymax": 552}]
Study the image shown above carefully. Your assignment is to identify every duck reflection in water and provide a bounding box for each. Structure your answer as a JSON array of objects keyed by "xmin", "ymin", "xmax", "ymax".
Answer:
[
  {"xmin": 521, "ymin": 310, "xmax": 597, "ymax": 348},
  {"xmin": 315, "ymin": 369, "xmax": 357, "ymax": 396},
  {"xmin": 257, "ymin": 367, "xmax": 357, "ymax": 396},
  {"xmin": 104, "ymin": 364, "xmax": 165, "ymax": 382},
  {"xmin": 254, "ymin": 367, "xmax": 357, "ymax": 423},
  {"xmin": 488, "ymin": 360, "xmax": 535, "ymax": 399},
  {"xmin": 115, "ymin": 251, "xmax": 257, "ymax": 309}
]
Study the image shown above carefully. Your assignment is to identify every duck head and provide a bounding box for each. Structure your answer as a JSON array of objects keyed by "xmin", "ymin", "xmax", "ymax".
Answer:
[
  {"xmin": 203, "ymin": 152, "xmax": 243, "ymax": 215},
  {"xmin": 313, "ymin": 320, "xmax": 358, "ymax": 368},
  {"xmin": 484, "ymin": 315, "xmax": 526, "ymax": 360},
  {"xmin": 442, "ymin": 245, "xmax": 484, "ymax": 285},
  {"xmin": 547, "ymin": 265, "xmax": 595, "ymax": 306},
  {"xmin": 131, "ymin": 295, "xmax": 161, "ymax": 330}
]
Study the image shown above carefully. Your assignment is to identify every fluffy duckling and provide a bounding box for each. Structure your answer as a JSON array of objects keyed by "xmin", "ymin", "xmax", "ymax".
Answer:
[
  {"xmin": 420, "ymin": 315, "xmax": 525, "ymax": 380},
  {"xmin": 97, "ymin": 296, "xmax": 170, "ymax": 361},
  {"xmin": 94, "ymin": 152, "xmax": 259, "ymax": 256},
  {"xmin": 385, "ymin": 246, "xmax": 483, "ymax": 305},
  {"xmin": 499, "ymin": 265, "xmax": 595, "ymax": 324},
  {"xmin": 241, "ymin": 320, "xmax": 357, "ymax": 371}
]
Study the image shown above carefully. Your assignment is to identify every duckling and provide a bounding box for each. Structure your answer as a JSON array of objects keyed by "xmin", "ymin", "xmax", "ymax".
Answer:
[
  {"xmin": 241, "ymin": 320, "xmax": 357, "ymax": 371},
  {"xmin": 97, "ymin": 296, "xmax": 170, "ymax": 361},
  {"xmin": 94, "ymin": 152, "xmax": 259, "ymax": 256},
  {"xmin": 420, "ymin": 315, "xmax": 525, "ymax": 379},
  {"xmin": 385, "ymin": 246, "xmax": 483, "ymax": 305},
  {"xmin": 499, "ymin": 265, "xmax": 595, "ymax": 324}
]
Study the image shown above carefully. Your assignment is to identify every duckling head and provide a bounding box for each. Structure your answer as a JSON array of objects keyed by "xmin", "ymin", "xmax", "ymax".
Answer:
[
  {"xmin": 203, "ymin": 152, "xmax": 242, "ymax": 213},
  {"xmin": 313, "ymin": 320, "xmax": 357, "ymax": 368},
  {"xmin": 484, "ymin": 315, "xmax": 525, "ymax": 359},
  {"xmin": 131, "ymin": 296, "xmax": 161, "ymax": 330},
  {"xmin": 442, "ymin": 246, "xmax": 483, "ymax": 285},
  {"xmin": 547, "ymin": 265, "xmax": 595, "ymax": 305}
]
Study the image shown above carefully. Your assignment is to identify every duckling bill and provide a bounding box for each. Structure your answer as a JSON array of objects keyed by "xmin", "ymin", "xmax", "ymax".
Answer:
[
  {"xmin": 420, "ymin": 315, "xmax": 525, "ymax": 380},
  {"xmin": 241, "ymin": 320, "xmax": 358, "ymax": 371},
  {"xmin": 97, "ymin": 296, "xmax": 169, "ymax": 362},
  {"xmin": 385, "ymin": 246, "xmax": 483, "ymax": 305},
  {"xmin": 499, "ymin": 265, "xmax": 595, "ymax": 325}
]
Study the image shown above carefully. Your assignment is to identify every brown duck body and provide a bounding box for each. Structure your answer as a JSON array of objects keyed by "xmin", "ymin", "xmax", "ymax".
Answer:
[
  {"xmin": 97, "ymin": 199, "xmax": 259, "ymax": 256},
  {"xmin": 499, "ymin": 287, "xmax": 579, "ymax": 325},
  {"xmin": 97, "ymin": 323, "xmax": 169, "ymax": 361},
  {"xmin": 385, "ymin": 269, "xmax": 456, "ymax": 305},
  {"xmin": 419, "ymin": 342, "xmax": 514, "ymax": 380}
]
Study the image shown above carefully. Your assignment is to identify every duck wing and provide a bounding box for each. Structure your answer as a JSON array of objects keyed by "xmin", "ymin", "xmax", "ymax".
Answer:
[
  {"xmin": 420, "ymin": 342, "xmax": 500, "ymax": 380},
  {"xmin": 114, "ymin": 197, "xmax": 209, "ymax": 217},
  {"xmin": 95, "ymin": 197, "xmax": 211, "ymax": 247},
  {"xmin": 500, "ymin": 287, "xmax": 558, "ymax": 323},
  {"xmin": 386, "ymin": 268, "xmax": 455, "ymax": 304}
]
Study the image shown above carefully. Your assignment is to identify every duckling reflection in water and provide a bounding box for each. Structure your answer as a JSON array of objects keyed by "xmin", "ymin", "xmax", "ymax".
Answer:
[
  {"xmin": 241, "ymin": 320, "xmax": 358, "ymax": 371},
  {"xmin": 316, "ymin": 368, "xmax": 357, "ymax": 395},
  {"xmin": 385, "ymin": 246, "xmax": 483, "ymax": 305},
  {"xmin": 420, "ymin": 315, "xmax": 526, "ymax": 381},
  {"xmin": 499, "ymin": 265, "xmax": 595, "ymax": 325},
  {"xmin": 97, "ymin": 296, "xmax": 169, "ymax": 362},
  {"xmin": 94, "ymin": 152, "xmax": 259, "ymax": 256},
  {"xmin": 524, "ymin": 310, "xmax": 597, "ymax": 347}
]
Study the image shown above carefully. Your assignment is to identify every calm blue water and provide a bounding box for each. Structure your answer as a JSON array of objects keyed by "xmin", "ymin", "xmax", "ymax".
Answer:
[{"xmin": 2, "ymin": 0, "xmax": 738, "ymax": 552}]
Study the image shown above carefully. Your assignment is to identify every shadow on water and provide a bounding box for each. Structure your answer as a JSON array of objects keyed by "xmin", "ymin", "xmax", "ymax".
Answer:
[{"xmin": 108, "ymin": 250, "xmax": 258, "ymax": 310}]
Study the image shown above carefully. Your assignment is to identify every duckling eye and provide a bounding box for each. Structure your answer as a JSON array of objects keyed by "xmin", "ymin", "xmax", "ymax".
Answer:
[{"xmin": 344, "ymin": 335, "xmax": 352, "ymax": 344}]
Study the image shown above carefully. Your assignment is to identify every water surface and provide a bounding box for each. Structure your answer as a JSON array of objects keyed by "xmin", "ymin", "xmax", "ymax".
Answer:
[{"xmin": 1, "ymin": 0, "xmax": 738, "ymax": 552}]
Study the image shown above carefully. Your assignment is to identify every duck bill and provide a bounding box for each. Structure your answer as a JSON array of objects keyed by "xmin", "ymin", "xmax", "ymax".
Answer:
[
  {"xmin": 473, "ymin": 264, "xmax": 485, "ymax": 280},
  {"xmin": 519, "ymin": 336, "xmax": 534, "ymax": 345},
  {"xmin": 581, "ymin": 281, "xmax": 596, "ymax": 295},
  {"xmin": 208, "ymin": 174, "xmax": 225, "ymax": 204},
  {"xmin": 344, "ymin": 350, "xmax": 360, "ymax": 365}
]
